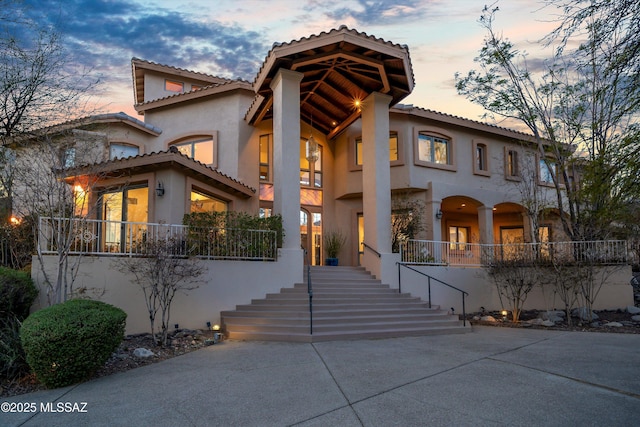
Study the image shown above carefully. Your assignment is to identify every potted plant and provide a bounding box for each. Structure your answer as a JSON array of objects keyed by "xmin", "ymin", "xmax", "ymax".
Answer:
[{"xmin": 324, "ymin": 229, "xmax": 346, "ymax": 266}]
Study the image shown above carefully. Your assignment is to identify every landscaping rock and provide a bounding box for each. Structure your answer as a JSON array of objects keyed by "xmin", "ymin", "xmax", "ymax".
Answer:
[
  {"xmin": 541, "ymin": 320, "xmax": 555, "ymax": 327},
  {"xmin": 605, "ymin": 322, "xmax": 623, "ymax": 327},
  {"xmin": 527, "ymin": 318, "xmax": 544, "ymax": 325},
  {"xmin": 632, "ymin": 315, "xmax": 640, "ymax": 322},
  {"xmin": 572, "ymin": 307, "xmax": 599, "ymax": 321},
  {"xmin": 480, "ymin": 315, "xmax": 497, "ymax": 322},
  {"xmin": 133, "ymin": 348, "xmax": 155, "ymax": 359},
  {"xmin": 541, "ymin": 310, "xmax": 565, "ymax": 323},
  {"xmin": 626, "ymin": 306, "xmax": 640, "ymax": 314}
]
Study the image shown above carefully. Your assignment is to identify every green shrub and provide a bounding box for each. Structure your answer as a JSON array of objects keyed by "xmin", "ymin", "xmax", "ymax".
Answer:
[
  {"xmin": 0, "ymin": 266, "xmax": 38, "ymax": 321},
  {"xmin": 0, "ymin": 316, "xmax": 30, "ymax": 380},
  {"xmin": 20, "ymin": 299, "xmax": 126, "ymax": 388}
]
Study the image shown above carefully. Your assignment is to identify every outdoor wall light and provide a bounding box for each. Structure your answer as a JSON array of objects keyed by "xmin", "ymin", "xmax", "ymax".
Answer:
[
  {"xmin": 501, "ymin": 310, "xmax": 508, "ymax": 320},
  {"xmin": 435, "ymin": 209, "xmax": 443, "ymax": 220},
  {"xmin": 206, "ymin": 321, "xmax": 211, "ymax": 329},
  {"xmin": 156, "ymin": 181, "xmax": 165, "ymax": 197},
  {"xmin": 174, "ymin": 323, "xmax": 179, "ymax": 330}
]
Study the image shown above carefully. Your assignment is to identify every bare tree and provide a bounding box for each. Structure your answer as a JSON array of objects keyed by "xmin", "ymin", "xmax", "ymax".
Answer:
[
  {"xmin": 114, "ymin": 237, "xmax": 204, "ymax": 347},
  {"xmin": 455, "ymin": 4, "xmax": 640, "ymax": 241},
  {"xmin": 0, "ymin": 0, "xmax": 102, "ymax": 303}
]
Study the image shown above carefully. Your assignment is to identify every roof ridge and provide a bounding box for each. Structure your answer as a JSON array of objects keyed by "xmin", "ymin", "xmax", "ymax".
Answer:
[{"xmin": 131, "ymin": 57, "xmax": 236, "ymax": 83}]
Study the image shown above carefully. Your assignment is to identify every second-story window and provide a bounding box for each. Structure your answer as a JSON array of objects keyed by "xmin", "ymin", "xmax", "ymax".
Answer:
[
  {"xmin": 110, "ymin": 143, "xmax": 139, "ymax": 160},
  {"xmin": 417, "ymin": 132, "xmax": 450, "ymax": 165},
  {"xmin": 355, "ymin": 132, "xmax": 399, "ymax": 166},
  {"xmin": 473, "ymin": 141, "xmax": 490, "ymax": 176},
  {"xmin": 539, "ymin": 158, "xmax": 557, "ymax": 185},
  {"xmin": 299, "ymin": 139, "xmax": 322, "ymax": 187},
  {"xmin": 505, "ymin": 149, "xmax": 520, "ymax": 179},
  {"xmin": 259, "ymin": 134, "xmax": 270, "ymax": 182},
  {"xmin": 173, "ymin": 138, "xmax": 214, "ymax": 166},
  {"xmin": 165, "ymin": 79, "xmax": 184, "ymax": 93}
]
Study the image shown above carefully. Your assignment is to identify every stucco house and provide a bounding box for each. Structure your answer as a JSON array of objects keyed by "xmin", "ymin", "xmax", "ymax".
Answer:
[{"xmin": 29, "ymin": 26, "xmax": 632, "ymax": 340}]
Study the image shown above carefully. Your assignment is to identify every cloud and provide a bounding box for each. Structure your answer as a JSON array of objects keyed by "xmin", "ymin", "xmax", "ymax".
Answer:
[
  {"xmin": 21, "ymin": 0, "xmax": 270, "ymax": 82},
  {"xmin": 322, "ymin": 0, "xmax": 428, "ymax": 25}
]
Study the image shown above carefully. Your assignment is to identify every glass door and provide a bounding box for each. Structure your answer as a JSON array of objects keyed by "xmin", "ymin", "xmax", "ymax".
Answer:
[
  {"xmin": 100, "ymin": 186, "xmax": 148, "ymax": 253},
  {"xmin": 300, "ymin": 208, "xmax": 322, "ymax": 265}
]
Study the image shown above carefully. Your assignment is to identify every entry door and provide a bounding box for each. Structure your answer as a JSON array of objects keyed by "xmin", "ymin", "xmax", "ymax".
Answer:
[
  {"xmin": 101, "ymin": 186, "xmax": 148, "ymax": 252},
  {"xmin": 300, "ymin": 208, "xmax": 322, "ymax": 265}
]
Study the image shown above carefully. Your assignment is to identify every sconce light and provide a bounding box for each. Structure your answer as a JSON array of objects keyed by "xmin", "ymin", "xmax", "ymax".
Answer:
[
  {"xmin": 206, "ymin": 321, "xmax": 211, "ymax": 329},
  {"xmin": 435, "ymin": 209, "xmax": 443, "ymax": 220},
  {"xmin": 155, "ymin": 181, "xmax": 165, "ymax": 197},
  {"xmin": 501, "ymin": 310, "xmax": 508, "ymax": 321}
]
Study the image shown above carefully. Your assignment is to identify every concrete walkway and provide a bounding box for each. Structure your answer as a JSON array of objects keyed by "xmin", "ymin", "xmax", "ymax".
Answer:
[{"xmin": 2, "ymin": 326, "xmax": 639, "ymax": 426}]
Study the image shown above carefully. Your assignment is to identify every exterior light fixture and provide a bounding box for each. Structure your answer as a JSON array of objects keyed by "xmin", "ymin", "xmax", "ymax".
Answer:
[
  {"xmin": 501, "ymin": 310, "xmax": 508, "ymax": 321},
  {"xmin": 435, "ymin": 209, "xmax": 443, "ymax": 220},
  {"xmin": 206, "ymin": 321, "xmax": 211, "ymax": 329},
  {"xmin": 156, "ymin": 181, "xmax": 165, "ymax": 197},
  {"xmin": 212, "ymin": 324, "xmax": 222, "ymax": 343}
]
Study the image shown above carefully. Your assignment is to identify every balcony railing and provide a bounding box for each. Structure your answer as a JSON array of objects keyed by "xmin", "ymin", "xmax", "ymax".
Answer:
[
  {"xmin": 401, "ymin": 239, "xmax": 629, "ymax": 267},
  {"xmin": 38, "ymin": 217, "xmax": 278, "ymax": 261}
]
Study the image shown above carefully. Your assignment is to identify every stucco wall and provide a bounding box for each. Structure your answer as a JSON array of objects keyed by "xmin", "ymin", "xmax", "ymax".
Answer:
[
  {"xmin": 399, "ymin": 265, "xmax": 635, "ymax": 316},
  {"xmin": 31, "ymin": 251, "xmax": 302, "ymax": 335}
]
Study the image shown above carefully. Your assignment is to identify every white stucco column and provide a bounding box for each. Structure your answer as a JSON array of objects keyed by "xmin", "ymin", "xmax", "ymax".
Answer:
[
  {"xmin": 270, "ymin": 69, "xmax": 303, "ymax": 268},
  {"xmin": 361, "ymin": 92, "xmax": 397, "ymax": 284},
  {"xmin": 478, "ymin": 205, "xmax": 494, "ymax": 244},
  {"xmin": 426, "ymin": 200, "xmax": 443, "ymax": 241}
]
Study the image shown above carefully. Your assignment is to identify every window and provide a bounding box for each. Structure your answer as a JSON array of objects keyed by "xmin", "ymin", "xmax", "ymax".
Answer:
[
  {"xmin": 165, "ymin": 79, "xmax": 184, "ymax": 93},
  {"xmin": 449, "ymin": 226, "xmax": 469, "ymax": 250},
  {"xmin": 190, "ymin": 190, "xmax": 227, "ymax": 213},
  {"xmin": 63, "ymin": 147, "xmax": 75, "ymax": 168},
  {"xmin": 299, "ymin": 139, "xmax": 322, "ymax": 187},
  {"xmin": 539, "ymin": 158, "xmax": 556, "ymax": 185},
  {"xmin": 417, "ymin": 132, "xmax": 450, "ymax": 164},
  {"xmin": 173, "ymin": 138, "xmax": 214, "ymax": 166},
  {"xmin": 505, "ymin": 149, "xmax": 520, "ymax": 179},
  {"xmin": 354, "ymin": 132, "xmax": 400, "ymax": 166},
  {"xmin": 473, "ymin": 141, "xmax": 489, "ymax": 176},
  {"xmin": 259, "ymin": 134, "xmax": 270, "ymax": 182},
  {"xmin": 110, "ymin": 143, "xmax": 139, "ymax": 160}
]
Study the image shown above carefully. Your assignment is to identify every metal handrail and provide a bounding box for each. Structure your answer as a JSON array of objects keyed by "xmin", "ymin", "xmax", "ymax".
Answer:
[
  {"xmin": 397, "ymin": 262, "xmax": 469, "ymax": 326},
  {"xmin": 303, "ymin": 248, "xmax": 313, "ymax": 335},
  {"xmin": 362, "ymin": 241, "xmax": 381, "ymax": 258}
]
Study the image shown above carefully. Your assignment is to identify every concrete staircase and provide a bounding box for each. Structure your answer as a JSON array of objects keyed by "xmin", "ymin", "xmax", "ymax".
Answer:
[{"xmin": 221, "ymin": 266, "xmax": 469, "ymax": 342}]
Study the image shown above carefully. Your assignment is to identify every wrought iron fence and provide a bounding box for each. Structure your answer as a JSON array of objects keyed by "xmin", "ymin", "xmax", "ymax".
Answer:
[
  {"xmin": 401, "ymin": 239, "xmax": 628, "ymax": 267},
  {"xmin": 38, "ymin": 217, "xmax": 278, "ymax": 261}
]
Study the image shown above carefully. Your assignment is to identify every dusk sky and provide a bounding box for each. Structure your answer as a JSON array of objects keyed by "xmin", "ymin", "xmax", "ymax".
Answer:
[{"xmin": 22, "ymin": 0, "xmax": 561, "ymax": 125}]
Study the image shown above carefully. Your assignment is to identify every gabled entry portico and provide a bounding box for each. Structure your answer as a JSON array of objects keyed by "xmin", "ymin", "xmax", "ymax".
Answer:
[{"xmin": 248, "ymin": 26, "xmax": 414, "ymax": 281}]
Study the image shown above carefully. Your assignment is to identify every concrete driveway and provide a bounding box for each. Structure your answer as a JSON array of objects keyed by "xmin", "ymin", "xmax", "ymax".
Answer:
[{"xmin": 2, "ymin": 326, "xmax": 639, "ymax": 426}]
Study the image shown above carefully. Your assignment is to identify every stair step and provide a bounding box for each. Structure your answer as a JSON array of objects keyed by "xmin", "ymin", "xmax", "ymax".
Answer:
[{"xmin": 221, "ymin": 266, "xmax": 469, "ymax": 342}]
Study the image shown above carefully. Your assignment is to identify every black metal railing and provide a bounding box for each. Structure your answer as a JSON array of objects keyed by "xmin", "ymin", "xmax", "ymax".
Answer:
[
  {"xmin": 362, "ymin": 241, "xmax": 381, "ymax": 258},
  {"xmin": 304, "ymin": 248, "xmax": 313, "ymax": 335},
  {"xmin": 397, "ymin": 262, "xmax": 469, "ymax": 326}
]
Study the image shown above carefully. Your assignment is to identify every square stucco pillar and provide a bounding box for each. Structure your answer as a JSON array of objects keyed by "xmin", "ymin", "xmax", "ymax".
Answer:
[
  {"xmin": 270, "ymin": 69, "xmax": 304, "ymax": 277},
  {"xmin": 361, "ymin": 92, "xmax": 397, "ymax": 284},
  {"xmin": 478, "ymin": 205, "xmax": 494, "ymax": 244}
]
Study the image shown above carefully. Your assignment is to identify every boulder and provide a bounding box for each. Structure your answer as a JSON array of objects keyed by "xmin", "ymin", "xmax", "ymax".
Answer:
[
  {"xmin": 604, "ymin": 322, "xmax": 623, "ymax": 327},
  {"xmin": 480, "ymin": 315, "xmax": 497, "ymax": 322},
  {"xmin": 626, "ymin": 306, "xmax": 640, "ymax": 314},
  {"xmin": 541, "ymin": 310, "xmax": 565, "ymax": 323},
  {"xmin": 631, "ymin": 315, "xmax": 640, "ymax": 322},
  {"xmin": 133, "ymin": 348, "xmax": 155, "ymax": 358},
  {"xmin": 572, "ymin": 307, "xmax": 599, "ymax": 321}
]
